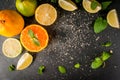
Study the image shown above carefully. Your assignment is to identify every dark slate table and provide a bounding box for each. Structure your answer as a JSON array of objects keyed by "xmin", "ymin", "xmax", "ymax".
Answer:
[{"xmin": 0, "ymin": 0, "xmax": 120, "ymax": 80}]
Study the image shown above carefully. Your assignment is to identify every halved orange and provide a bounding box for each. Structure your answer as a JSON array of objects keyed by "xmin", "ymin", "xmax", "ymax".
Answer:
[{"xmin": 20, "ymin": 24, "xmax": 49, "ymax": 52}]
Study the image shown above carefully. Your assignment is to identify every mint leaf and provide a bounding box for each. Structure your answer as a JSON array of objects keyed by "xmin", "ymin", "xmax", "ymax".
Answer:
[
  {"xmin": 94, "ymin": 17, "xmax": 108, "ymax": 34},
  {"xmin": 38, "ymin": 65, "xmax": 45, "ymax": 75},
  {"xmin": 91, "ymin": 57, "xmax": 103, "ymax": 69},
  {"xmin": 74, "ymin": 63, "xmax": 81, "ymax": 69},
  {"xmin": 33, "ymin": 38, "xmax": 40, "ymax": 46},
  {"xmin": 51, "ymin": 0, "xmax": 57, "ymax": 3},
  {"xmin": 101, "ymin": 52, "xmax": 112, "ymax": 61},
  {"xmin": 75, "ymin": 0, "xmax": 81, "ymax": 3},
  {"xmin": 91, "ymin": 0, "xmax": 99, "ymax": 10},
  {"xmin": 28, "ymin": 29, "xmax": 35, "ymax": 38},
  {"xmin": 102, "ymin": 41, "xmax": 112, "ymax": 47},
  {"xmin": 28, "ymin": 29, "xmax": 40, "ymax": 46},
  {"xmin": 8, "ymin": 65, "xmax": 15, "ymax": 71},
  {"xmin": 102, "ymin": 1, "xmax": 112, "ymax": 10},
  {"xmin": 58, "ymin": 66, "xmax": 66, "ymax": 74},
  {"xmin": 91, "ymin": 51, "xmax": 112, "ymax": 69}
]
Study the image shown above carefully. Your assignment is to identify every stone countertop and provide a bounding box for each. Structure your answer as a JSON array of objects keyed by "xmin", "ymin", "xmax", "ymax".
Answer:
[{"xmin": 0, "ymin": 0, "xmax": 120, "ymax": 80}]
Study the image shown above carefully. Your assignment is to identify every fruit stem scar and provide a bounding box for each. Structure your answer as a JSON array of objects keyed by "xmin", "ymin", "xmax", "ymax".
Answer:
[{"xmin": 0, "ymin": 20, "xmax": 5, "ymax": 24}]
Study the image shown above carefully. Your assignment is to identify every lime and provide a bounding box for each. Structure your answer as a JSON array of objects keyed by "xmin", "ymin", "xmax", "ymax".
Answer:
[{"xmin": 2, "ymin": 38, "xmax": 22, "ymax": 58}]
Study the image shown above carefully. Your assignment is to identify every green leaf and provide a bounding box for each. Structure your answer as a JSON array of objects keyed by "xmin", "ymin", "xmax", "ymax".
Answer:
[
  {"xmin": 102, "ymin": 41, "xmax": 112, "ymax": 47},
  {"xmin": 28, "ymin": 29, "xmax": 40, "ymax": 46},
  {"xmin": 33, "ymin": 38, "xmax": 40, "ymax": 46},
  {"xmin": 94, "ymin": 17, "xmax": 108, "ymax": 34},
  {"xmin": 58, "ymin": 66, "xmax": 66, "ymax": 74},
  {"xmin": 91, "ymin": 0, "xmax": 99, "ymax": 10},
  {"xmin": 38, "ymin": 65, "xmax": 45, "ymax": 75},
  {"xmin": 102, "ymin": 1, "xmax": 112, "ymax": 10},
  {"xmin": 101, "ymin": 52, "xmax": 111, "ymax": 61},
  {"xmin": 8, "ymin": 65, "xmax": 15, "ymax": 71},
  {"xmin": 28, "ymin": 29, "xmax": 35, "ymax": 38},
  {"xmin": 75, "ymin": 0, "xmax": 82, "ymax": 3},
  {"xmin": 51, "ymin": 0, "xmax": 57, "ymax": 3},
  {"xmin": 74, "ymin": 63, "xmax": 81, "ymax": 69},
  {"xmin": 91, "ymin": 57, "xmax": 103, "ymax": 69}
]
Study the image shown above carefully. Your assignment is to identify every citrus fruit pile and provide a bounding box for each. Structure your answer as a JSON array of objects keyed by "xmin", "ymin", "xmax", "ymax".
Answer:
[
  {"xmin": 0, "ymin": 0, "xmax": 119, "ymax": 71},
  {"xmin": 0, "ymin": 3, "xmax": 57, "ymax": 70}
]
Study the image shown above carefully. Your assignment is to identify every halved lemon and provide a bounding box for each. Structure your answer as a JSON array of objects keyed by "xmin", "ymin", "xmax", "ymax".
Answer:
[
  {"xmin": 16, "ymin": 53, "xmax": 33, "ymax": 70},
  {"xmin": 35, "ymin": 3, "xmax": 57, "ymax": 26},
  {"xmin": 2, "ymin": 38, "xmax": 22, "ymax": 58},
  {"xmin": 58, "ymin": 0, "xmax": 78, "ymax": 11},
  {"xmin": 82, "ymin": 0, "xmax": 101, "ymax": 13},
  {"xmin": 107, "ymin": 9, "xmax": 119, "ymax": 28}
]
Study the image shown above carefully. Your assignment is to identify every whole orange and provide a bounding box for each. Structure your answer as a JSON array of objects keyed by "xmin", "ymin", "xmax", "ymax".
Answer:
[{"xmin": 0, "ymin": 10, "xmax": 24, "ymax": 37}]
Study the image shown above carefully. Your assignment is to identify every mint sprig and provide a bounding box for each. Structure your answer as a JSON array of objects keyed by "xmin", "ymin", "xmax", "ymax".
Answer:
[
  {"xmin": 28, "ymin": 29, "xmax": 40, "ymax": 46},
  {"xmin": 91, "ymin": 52, "xmax": 112, "ymax": 69},
  {"xmin": 100, "ymin": 52, "xmax": 112, "ymax": 61},
  {"xmin": 8, "ymin": 64, "xmax": 15, "ymax": 71},
  {"xmin": 102, "ymin": 41, "xmax": 112, "ymax": 47},
  {"xmin": 91, "ymin": 57, "xmax": 103, "ymax": 69},
  {"xmin": 94, "ymin": 17, "xmax": 108, "ymax": 34},
  {"xmin": 38, "ymin": 65, "xmax": 45, "ymax": 75},
  {"xmin": 75, "ymin": 0, "xmax": 82, "ymax": 3}
]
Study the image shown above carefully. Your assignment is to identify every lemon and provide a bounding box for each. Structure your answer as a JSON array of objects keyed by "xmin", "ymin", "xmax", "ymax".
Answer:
[
  {"xmin": 16, "ymin": 53, "xmax": 33, "ymax": 70},
  {"xmin": 58, "ymin": 0, "xmax": 78, "ymax": 11},
  {"xmin": 2, "ymin": 38, "xmax": 22, "ymax": 58},
  {"xmin": 35, "ymin": 3, "xmax": 57, "ymax": 26},
  {"xmin": 82, "ymin": 0, "xmax": 101, "ymax": 13},
  {"xmin": 107, "ymin": 9, "xmax": 119, "ymax": 28}
]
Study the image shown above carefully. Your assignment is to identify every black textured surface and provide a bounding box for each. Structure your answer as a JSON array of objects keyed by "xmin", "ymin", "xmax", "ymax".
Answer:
[{"xmin": 0, "ymin": 0, "xmax": 120, "ymax": 80}]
